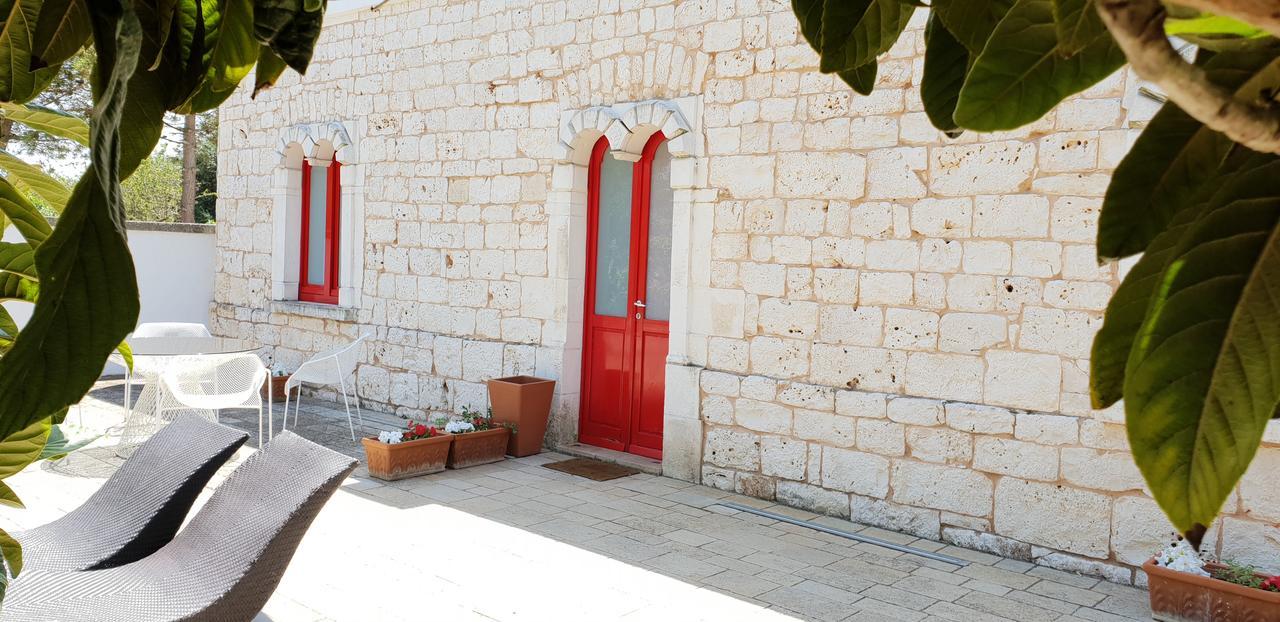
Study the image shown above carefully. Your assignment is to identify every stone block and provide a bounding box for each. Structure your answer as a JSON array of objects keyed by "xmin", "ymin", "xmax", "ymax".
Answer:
[
  {"xmin": 974, "ymin": 437, "xmax": 1059, "ymax": 481},
  {"xmin": 735, "ymin": 398, "xmax": 793, "ymax": 434},
  {"xmin": 777, "ymin": 481, "xmax": 852, "ymax": 519},
  {"xmin": 995, "ymin": 478, "xmax": 1110, "ymax": 558},
  {"xmin": 939, "ymin": 313, "xmax": 1007, "ymax": 354},
  {"xmin": 705, "ymin": 427, "xmax": 760, "ymax": 470},
  {"xmin": 851, "ymin": 495, "xmax": 942, "ymax": 539},
  {"xmin": 884, "ymin": 308, "xmax": 939, "ymax": 350},
  {"xmin": 973, "ymin": 195, "xmax": 1051, "ymax": 238},
  {"xmin": 946, "ymin": 403, "xmax": 1015, "ymax": 434},
  {"xmin": 930, "ymin": 141, "xmax": 1036, "ymax": 196},
  {"xmin": 962, "ymin": 241, "xmax": 1012, "ymax": 275},
  {"xmin": 749, "ymin": 336, "xmax": 809, "ymax": 379},
  {"xmin": 810, "ymin": 344, "xmax": 905, "ymax": 393},
  {"xmin": 794, "ymin": 409, "xmax": 856, "ymax": 447},
  {"xmin": 1111, "ymin": 496, "xmax": 1175, "ymax": 566},
  {"xmin": 835, "ymin": 390, "xmax": 888, "ymax": 418},
  {"xmin": 1015, "ymin": 413, "xmax": 1080, "ymax": 446},
  {"xmin": 762, "ymin": 436, "xmax": 808, "ymax": 480},
  {"xmin": 984, "ymin": 350, "xmax": 1062, "ymax": 411},
  {"xmin": 822, "ymin": 448, "xmax": 891, "ymax": 497},
  {"xmin": 887, "ymin": 397, "xmax": 945, "ymax": 426},
  {"xmin": 777, "ymin": 152, "xmax": 865, "ymax": 199},
  {"xmin": 859, "ymin": 272, "xmax": 914, "ymax": 305},
  {"xmin": 819, "ymin": 305, "xmax": 883, "ymax": 346},
  {"xmin": 892, "ymin": 460, "xmax": 993, "ymax": 517},
  {"xmin": 907, "ymin": 427, "xmax": 973, "ymax": 465},
  {"xmin": 904, "ymin": 352, "xmax": 984, "ymax": 402},
  {"xmin": 857, "ymin": 419, "xmax": 906, "ymax": 456},
  {"xmin": 911, "ymin": 198, "xmax": 972, "ymax": 239}
]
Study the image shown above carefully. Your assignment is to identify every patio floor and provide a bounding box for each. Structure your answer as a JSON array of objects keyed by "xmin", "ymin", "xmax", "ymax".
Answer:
[{"xmin": 0, "ymin": 380, "xmax": 1152, "ymax": 622}]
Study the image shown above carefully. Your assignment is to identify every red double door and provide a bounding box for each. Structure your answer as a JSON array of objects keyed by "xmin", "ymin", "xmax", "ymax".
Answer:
[{"xmin": 579, "ymin": 133, "xmax": 672, "ymax": 460}]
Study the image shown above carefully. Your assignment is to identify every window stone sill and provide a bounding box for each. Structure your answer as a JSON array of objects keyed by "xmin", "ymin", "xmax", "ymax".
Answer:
[{"xmin": 270, "ymin": 300, "xmax": 358, "ymax": 322}]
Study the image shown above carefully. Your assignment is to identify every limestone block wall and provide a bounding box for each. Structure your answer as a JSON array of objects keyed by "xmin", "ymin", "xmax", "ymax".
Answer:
[{"xmin": 211, "ymin": 0, "xmax": 1280, "ymax": 584}]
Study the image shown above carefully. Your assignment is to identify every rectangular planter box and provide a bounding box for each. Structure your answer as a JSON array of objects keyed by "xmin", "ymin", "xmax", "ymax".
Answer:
[
  {"xmin": 1145, "ymin": 558, "xmax": 1280, "ymax": 621},
  {"xmin": 362, "ymin": 435, "xmax": 452, "ymax": 481},
  {"xmin": 487, "ymin": 375, "xmax": 555, "ymax": 458},
  {"xmin": 446, "ymin": 427, "xmax": 510, "ymax": 469},
  {"xmin": 261, "ymin": 374, "xmax": 291, "ymax": 402}
]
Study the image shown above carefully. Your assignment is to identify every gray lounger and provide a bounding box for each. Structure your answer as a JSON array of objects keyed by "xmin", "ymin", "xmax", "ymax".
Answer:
[
  {"xmin": 3, "ymin": 431, "xmax": 358, "ymax": 622},
  {"xmin": 18, "ymin": 413, "xmax": 248, "ymax": 572}
]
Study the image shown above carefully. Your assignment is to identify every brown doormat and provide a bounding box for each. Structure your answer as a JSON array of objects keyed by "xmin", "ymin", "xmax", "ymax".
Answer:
[{"xmin": 543, "ymin": 458, "xmax": 640, "ymax": 481}]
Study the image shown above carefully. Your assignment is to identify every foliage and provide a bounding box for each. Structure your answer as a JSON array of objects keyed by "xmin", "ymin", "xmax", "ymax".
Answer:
[
  {"xmin": 1211, "ymin": 560, "xmax": 1266, "ymax": 589},
  {"xmin": 0, "ymin": 0, "xmax": 330, "ymax": 596},
  {"xmin": 121, "ymin": 152, "xmax": 182, "ymax": 222},
  {"xmin": 194, "ymin": 110, "xmax": 217, "ymax": 222},
  {"xmin": 794, "ymin": 0, "xmax": 1280, "ymax": 546}
]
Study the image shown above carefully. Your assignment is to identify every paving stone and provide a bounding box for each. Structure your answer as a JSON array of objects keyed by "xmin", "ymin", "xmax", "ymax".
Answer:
[
  {"xmin": 1029, "ymin": 578, "xmax": 1107, "ymax": 607},
  {"xmin": 956, "ymin": 563, "xmax": 1040, "ymax": 590},
  {"xmin": 864, "ymin": 584, "xmax": 941, "ymax": 610},
  {"xmin": 702, "ymin": 570, "xmax": 782, "ymax": 598},
  {"xmin": 956, "ymin": 591, "xmax": 1063, "ymax": 622},
  {"xmin": 759, "ymin": 585, "xmax": 856, "ymax": 622},
  {"xmin": 1026, "ymin": 565, "xmax": 1100, "ymax": 589}
]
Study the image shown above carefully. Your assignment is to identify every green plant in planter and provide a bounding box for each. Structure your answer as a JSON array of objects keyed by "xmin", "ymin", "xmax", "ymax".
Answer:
[
  {"xmin": 0, "ymin": 0, "xmax": 330, "ymax": 600},
  {"xmin": 795, "ymin": 0, "xmax": 1280, "ymax": 548}
]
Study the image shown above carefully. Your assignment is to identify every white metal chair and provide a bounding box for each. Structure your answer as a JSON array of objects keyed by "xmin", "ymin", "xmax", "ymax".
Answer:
[
  {"xmin": 114, "ymin": 322, "xmax": 213, "ymax": 414},
  {"xmin": 283, "ymin": 335, "xmax": 368, "ymax": 441},
  {"xmin": 161, "ymin": 352, "xmax": 272, "ymax": 445}
]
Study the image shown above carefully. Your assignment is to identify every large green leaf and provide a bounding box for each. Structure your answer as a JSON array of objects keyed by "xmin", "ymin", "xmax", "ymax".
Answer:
[
  {"xmin": 39, "ymin": 422, "xmax": 97, "ymax": 460},
  {"xmin": 252, "ymin": 43, "xmax": 285, "ymax": 97},
  {"xmin": 837, "ymin": 61, "xmax": 876, "ymax": 95},
  {"xmin": 0, "ymin": 527, "xmax": 21, "ymax": 581},
  {"xmin": 0, "ymin": 481, "xmax": 22, "ymax": 509},
  {"xmin": 0, "ymin": 241, "xmax": 37, "ymax": 302},
  {"xmin": 203, "ymin": 0, "xmax": 254, "ymax": 92},
  {"xmin": 253, "ymin": 0, "xmax": 305, "ymax": 47},
  {"xmin": 0, "ymin": 177, "xmax": 49, "ymax": 246},
  {"xmin": 0, "ymin": 102, "xmax": 90, "ymax": 145},
  {"xmin": 1098, "ymin": 48, "xmax": 1280, "ymax": 260},
  {"xmin": 0, "ymin": 304, "xmax": 16, "ymax": 337},
  {"xmin": 0, "ymin": 148, "xmax": 68, "ymax": 210},
  {"xmin": 932, "ymin": 0, "xmax": 1015, "ymax": 53},
  {"xmin": 30, "ymin": 0, "xmax": 89, "ymax": 67},
  {"xmin": 793, "ymin": 0, "xmax": 823, "ymax": 51},
  {"xmin": 144, "ymin": 0, "xmax": 177, "ymax": 70},
  {"xmin": 0, "ymin": 2, "xmax": 142, "ymax": 443},
  {"xmin": 818, "ymin": 0, "xmax": 913, "ymax": 74},
  {"xmin": 266, "ymin": 0, "xmax": 323, "ymax": 74},
  {"xmin": 0, "ymin": 0, "xmax": 60, "ymax": 103},
  {"xmin": 0, "ymin": 416, "xmax": 49, "ymax": 478},
  {"xmin": 921, "ymin": 13, "xmax": 967, "ymax": 137},
  {"xmin": 1124, "ymin": 160, "xmax": 1280, "ymax": 537},
  {"xmin": 953, "ymin": 0, "xmax": 1125, "ymax": 131}
]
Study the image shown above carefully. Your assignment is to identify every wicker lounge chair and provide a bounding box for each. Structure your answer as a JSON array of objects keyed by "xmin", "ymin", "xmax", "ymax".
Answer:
[
  {"xmin": 17, "ymin": 413, "xmax": 248, "ymax": 573},
  {"xmin": 3, "ymin": 432, "xmax": 357, "ymax": 622}
]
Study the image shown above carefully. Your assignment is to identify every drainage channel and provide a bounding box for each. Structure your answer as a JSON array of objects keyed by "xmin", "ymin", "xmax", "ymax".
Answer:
[{"xmin": 715, "ymin": 501, "xmax": 969, "ymax": 567}]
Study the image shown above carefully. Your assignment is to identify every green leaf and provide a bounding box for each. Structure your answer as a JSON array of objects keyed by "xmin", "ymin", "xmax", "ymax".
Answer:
[
  {"xmin": 0, "ymin": 176, "xmax": 49, "ymax": 246},
  {"xmin": 0, "ymin": 241, "xmax": 37, "ymax": 302},
  {"xmin": 953, "ymin": 0, "xmax": 1125, "ymax": 131},
  {"xmin": 252, "ymin": 43, "xmax": 285, "ymax": 97},
  {"xmin": 819, "ymin": 0, "xmax": 914, "ymax": 74},
  {"xmin": 921, "ymin": 12, "xmax": 967, "ymax": 137},
  {"xmin": 267, "ymin": 0, "xmax": 323, "ymax": 74},
  {"xmin": 1124, "ymin": 159, "xmax": 1280, "ymax": 536},
  {"xmin": 1051, "ymin": 0, "xmax": 1103, "ymax": 55},
  {"xmin": 1097, "ymin": 47, "xmax": 1280, "ymax": 259},
  {"xmin": 30, "ymin": 0, "xmax": 89, "ymax": 67},
  {"xmin": 0, "ymin": 148, "xmax": 68, "ymax": 210},
  {"xmin": 115, "ymin": 338, "xmax": 132, "ymax": 373},
  {"xmin": 0, "ymin": 416, "xmax": 49, "ymax": 478},
  {"xmin": 0, "ymin": 527, "xmax": 22, "ymax": 579},
  {"xmin": 793, "ymin": 0, "xmax": 823, "ymax": 52},
  {"xmin": 0, "ymin": 0, "xmax": 61, "ymax": 103},
  {"xmin": 837, "ymin": 61, "xmax": 876, "ymax": 95},
  {"xmin": 0, "ymin": 102, "xmax": 90, "ymax": 145},
  {"xmin": 1165, "ymin": 14, "xmax": 1267, "ymax": 39},
  {"xmin": 39, "ymin": 422, "xmax": 97, "ymax": 460},
  {"xmin": 0, "ymin": 2, "xmax": 142, "ymax": 443},
  {"xmin": 203, "ymin": 0, "xmax": 255, "ymax": 92},
  {"xmin": 932, "ymin": 0, "xmax": 1015, "ymax": 53},
  {"xmin": 0, "ymin": 304, "xmax": 16, "ymax": 337},
  {"xmin": 1091, "ymin": 203, "xmax": 1210, "ymax": 409},
  {"xmin": 253, "ymin": 0, "xmax": 304, "ymax": 47},
  {"xmin": 145, "ymin": 0, "xmax": 177, "ymax": 70},
  {"xmin": 0, "ymin": 481, "xmax": 23, "ymax": 509}
]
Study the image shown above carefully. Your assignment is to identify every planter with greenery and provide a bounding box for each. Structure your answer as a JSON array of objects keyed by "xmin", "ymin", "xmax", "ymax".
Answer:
[
  {"xmin": 362, "ymin": 421, "xmax": 452, "ymax": 481},
  {"xmin": 261, "ymin": 369, "xmax": 291, "ymax": 402},
  {"xmin": 0, "ymin": 0, "xmax": 331, "ymax": 601},
  {"xmin": 1147, "ymin": 540, "xmax": 1280, "ymax": 621},
  {"xmin": 443, "ymin": 408, "xmax": 511, "ymax": 469},
  {"xmin": 794, "ymin": 0, "xmax": 1280, "ymax": 610}
]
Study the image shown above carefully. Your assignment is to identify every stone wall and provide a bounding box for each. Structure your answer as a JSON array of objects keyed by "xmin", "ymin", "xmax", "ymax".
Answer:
[{"xmin": 212, "ymin": 0, "xmax": 1280, "ymax": 584}]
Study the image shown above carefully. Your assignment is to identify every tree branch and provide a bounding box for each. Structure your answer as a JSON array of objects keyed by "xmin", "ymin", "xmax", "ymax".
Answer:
[
  {"xmin": 1098, "ymin": 0, "xmax": 1280, "ymax": 154},
  {"xmin": 1166, "ymin": 0, "xmax": 1280, "ymax": 39}
]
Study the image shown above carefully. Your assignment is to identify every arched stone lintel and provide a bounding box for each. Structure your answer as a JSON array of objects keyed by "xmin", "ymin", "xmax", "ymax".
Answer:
[
  {"xmin": 557, "ymin": 97, "xmax": 700, "ymax": 165},
  {"xmin": 278, "ymin": 121, "xmax": 353, "ymax": 166}
]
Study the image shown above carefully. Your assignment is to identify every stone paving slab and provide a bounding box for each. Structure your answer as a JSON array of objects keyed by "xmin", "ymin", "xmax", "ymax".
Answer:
[{"xmin": 0, "ymin": 381, "xmax": 1152, "ymax": 621}]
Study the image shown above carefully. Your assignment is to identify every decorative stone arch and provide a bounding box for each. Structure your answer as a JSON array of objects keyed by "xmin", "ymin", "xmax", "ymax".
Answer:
[
  {"xmin": 270, "ymin": 119, "xmax": 366, "ymax": 309},
  {"xmin": 545, "ymin": 96, "xmax": 708, "ymax": 481}
]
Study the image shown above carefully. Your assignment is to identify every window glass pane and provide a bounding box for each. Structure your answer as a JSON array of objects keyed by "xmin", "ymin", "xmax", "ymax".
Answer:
[
  {"xmin": 645, "ymin": 142, "xmax": 673, "ymax": 321},
  {"xmin": 306, "ymin": 164, "xmax": 329, "ymax": 286},
  {"xmin": 594, "ymin": 151, "xmax": 633, "ymax": 317}
]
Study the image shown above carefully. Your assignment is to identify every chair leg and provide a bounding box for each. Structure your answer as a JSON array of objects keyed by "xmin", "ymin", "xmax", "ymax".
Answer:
[
  {"xmin": 338, "ymin": 375, "xmax": 356, "ymax": 442},
  {"xmin": 353, "ymin": 387, "xmax": 365, "ymax": 437},
  {"xmin": 293, "ymin": 388, "xmax": 303, "ymax": 428},
  {"xmin": 282, "ymin": 389, "xmax": 291, "ymax": 433}
]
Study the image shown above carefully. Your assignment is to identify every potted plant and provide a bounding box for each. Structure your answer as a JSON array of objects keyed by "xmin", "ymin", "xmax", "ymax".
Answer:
[
  {"xmin": 486, "ymin": 375, "xmax": 555, "ymax": 457},
  {"xmin": 1146, "ymin": 539, "xmax": 1280, "ymax": 621},
  {"xmin": 361, "ymin": 421, "xmax": 452, "ymax": 481},
  {"xmin": 443, "ymin": 407, "xmax": 511, "ymax": 469},
  {"xmin": 260, "ymin": 368, "xmax": 291, "ymax": 402}
]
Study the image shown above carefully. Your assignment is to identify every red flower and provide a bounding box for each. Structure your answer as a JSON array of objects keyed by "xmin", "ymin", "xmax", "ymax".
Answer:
[
  {"xmin": 1261, "ymin": 576, "xmax": 1280, "ymax": 592},
  {"xmin": 413, "ymin": 424, "xmax": 427, "ymax": 437},
  {"xmin": 427, "ymin": 426, "xmax": 439, "ymax": 437}
]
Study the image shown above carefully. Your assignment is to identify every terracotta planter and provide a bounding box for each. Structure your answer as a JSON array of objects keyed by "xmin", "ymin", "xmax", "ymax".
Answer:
[
  {"xmin": 261, "ymin": 374, "xmax": 291, "ymax": 401},
  {"xmin": 362, "ymin": 435, "xmax": 452, "ymax": 481},
  {"xmin": 1145, "ymin": 558, "xmax": 1280, "ymax": 621},
  {"xmin": 446, "ymin": 427, "xmax": 510, "ymax": 469},
  {"xmin": 487, "ymin": 375, "xmax": 555, "ymax": 457}
]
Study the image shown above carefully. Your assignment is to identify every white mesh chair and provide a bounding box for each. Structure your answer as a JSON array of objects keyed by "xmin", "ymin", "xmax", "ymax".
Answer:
[
  {"xmin": 283, "ymin": 334, "xmax": 368, "ymax": 441},
  {"xmin": 113, "ymin": 322, "xmax": 213, "ymax": 415},
  {"xmin": 162, "ymin": 353, "xmax": 272, "ymax": 445}
]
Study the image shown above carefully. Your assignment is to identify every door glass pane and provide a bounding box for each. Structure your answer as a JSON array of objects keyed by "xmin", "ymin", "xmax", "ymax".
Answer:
[
  {"xmin": 645, "ymin": 142, "xmax": 673, "ymax": 321},
  {"xmin": 594, "ymin": 151, "xmax": 633, "ymax": 317},
  {"xmin": 306, "ymin": 163, "xmax": 329, "ymax": 286}
]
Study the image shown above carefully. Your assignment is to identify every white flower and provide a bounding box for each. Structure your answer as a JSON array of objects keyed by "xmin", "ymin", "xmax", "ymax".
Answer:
[
  {"xmin": 1155, "ymin": 539, "xmax": 1209, "ymax": 576},
  {"xmin": 445, "ymin": 420, "xmax": 475, "ymax": 434},
  {"xmin": 377, "ymin": 430, "xmax": 403, "ymax": 444}
]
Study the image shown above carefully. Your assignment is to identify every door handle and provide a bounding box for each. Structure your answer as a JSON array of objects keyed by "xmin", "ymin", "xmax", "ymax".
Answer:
[
  {"xmin": 633, "ymin": 300, "xmax": 646, "ymax": 308},
  {"xmin": 634, "ymin": 300, "xmax": 645, "ymax": 319}
]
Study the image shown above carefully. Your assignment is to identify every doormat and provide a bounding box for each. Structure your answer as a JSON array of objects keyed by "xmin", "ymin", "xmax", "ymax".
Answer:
[{"xmin": 543, "ymin": 458, "xmax": 640, "ymax": 481}]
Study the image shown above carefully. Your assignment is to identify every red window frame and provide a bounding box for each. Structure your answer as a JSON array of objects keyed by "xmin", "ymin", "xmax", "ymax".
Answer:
[{"xmin": 298, "ymin": 159, "xmax": 341, "ymax": 304}]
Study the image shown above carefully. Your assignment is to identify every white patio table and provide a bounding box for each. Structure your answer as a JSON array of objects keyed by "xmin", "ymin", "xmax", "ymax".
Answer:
[{"xmin": 116, "ymin": 337, "xmax": 262, "ymax": 456}]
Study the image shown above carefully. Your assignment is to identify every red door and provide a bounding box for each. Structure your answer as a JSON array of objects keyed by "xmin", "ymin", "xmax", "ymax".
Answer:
[{"xmin": 580, "ymin": 133, "xmax": 672, "ymax": 460}]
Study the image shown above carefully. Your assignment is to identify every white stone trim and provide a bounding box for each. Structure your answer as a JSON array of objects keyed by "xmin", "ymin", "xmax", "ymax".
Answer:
[
  {"xmin": 270, "ymin": 119, "xmax": 365, "ymax": 311},
  {"xmin": 548, "ymin": 97, "xmax": 705, "ymax": 482}
]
